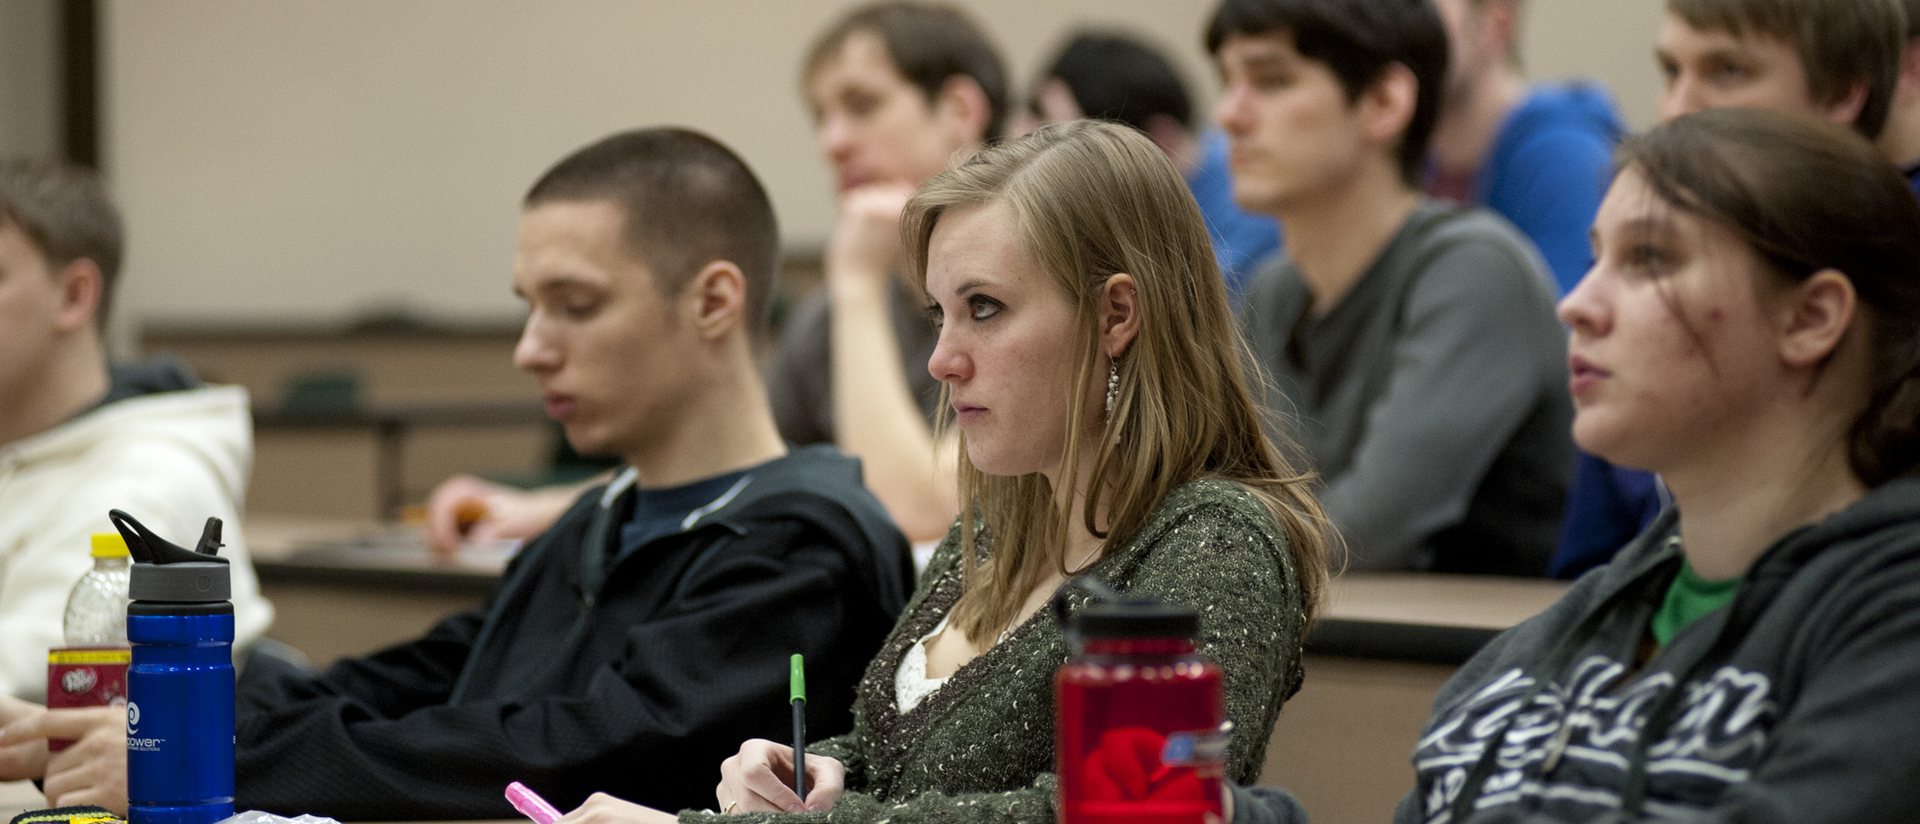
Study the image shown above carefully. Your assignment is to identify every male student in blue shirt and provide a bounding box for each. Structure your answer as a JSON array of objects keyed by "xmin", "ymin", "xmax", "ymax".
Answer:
[
  {"xmin": 1425, "ymin": 0, "xmax": 1625, "ymax": 296},
  {"xmin": 0, "ymin": 128, "xmax": 913, "ymax": 822},
  {"xmin": 1422, "ymin": 0, "xmax": 1651, "ymax": 580}
]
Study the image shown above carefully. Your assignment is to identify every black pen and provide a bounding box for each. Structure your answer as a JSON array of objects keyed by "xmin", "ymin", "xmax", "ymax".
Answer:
[{"xmin": 790, "ymin": 654, "xmax": 807, "ymax": 802}]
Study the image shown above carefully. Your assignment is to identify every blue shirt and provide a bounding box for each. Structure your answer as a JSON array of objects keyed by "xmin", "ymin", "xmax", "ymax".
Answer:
[
  {"xmin": 1468, "ymin": 83, "xmax": 1625, "ymax": 295},
  {"xmin": 615, "ymin": 467, "xmax": 754, "ymax": 563},
  {"xmin": 1187, "ymin": 130, "xmax": 1283, "ymax": 305}
]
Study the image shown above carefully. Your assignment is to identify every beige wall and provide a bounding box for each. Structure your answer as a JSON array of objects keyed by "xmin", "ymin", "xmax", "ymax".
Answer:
[
  {"xmin": 0, "ymin": 0, "xmax": 59, "ymax": 160},
  {"xmin": 102, "ymin": 0, "xmax": 1669, "ymax": 335}
]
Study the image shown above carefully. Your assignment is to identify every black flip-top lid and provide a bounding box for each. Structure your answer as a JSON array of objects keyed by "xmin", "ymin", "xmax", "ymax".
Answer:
[{"xmin": 110, "ymin": 509, "xmax": 231, "ymax": 604}]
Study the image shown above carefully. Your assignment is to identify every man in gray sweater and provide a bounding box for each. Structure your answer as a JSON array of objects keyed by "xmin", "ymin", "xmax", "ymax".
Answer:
[{"xmin": 1209, "ymin": 0, "xmax": 1571, "ymax": 575}]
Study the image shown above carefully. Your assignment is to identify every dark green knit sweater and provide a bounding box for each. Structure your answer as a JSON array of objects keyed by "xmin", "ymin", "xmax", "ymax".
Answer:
[{"xmin": 681, "ymin": 479, "xmax": 1311, "ymax": 824}]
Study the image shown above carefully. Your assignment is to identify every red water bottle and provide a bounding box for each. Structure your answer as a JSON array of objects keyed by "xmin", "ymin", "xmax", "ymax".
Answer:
[{"xmin": 1056, "ymin": 583, "xmax": 1227, "ymax": 824}]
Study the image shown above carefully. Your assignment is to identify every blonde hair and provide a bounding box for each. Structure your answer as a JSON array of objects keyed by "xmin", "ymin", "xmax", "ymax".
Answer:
[{"xmin": 902, "ymin": 120, "xmax": 1331, "ymax": 644}]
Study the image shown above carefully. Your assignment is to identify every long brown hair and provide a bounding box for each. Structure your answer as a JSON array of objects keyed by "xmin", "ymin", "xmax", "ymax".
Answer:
[
  {"xmin": 902, "ymin": 120, "xmax": 1331, "ymax": 644},
  {"xmin": 1620, "ymin": 107, "xmax": 1920, "ymax": 486}
]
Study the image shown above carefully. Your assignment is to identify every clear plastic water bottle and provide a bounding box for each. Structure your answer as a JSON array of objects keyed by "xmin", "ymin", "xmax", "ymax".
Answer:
[
  {"xmin": 63, "ymin": 533, "xmax": 133, "ymax": 645},
  {"xmin": 47, "ymin": 533, "xmax": 135, "ymax": 750}
]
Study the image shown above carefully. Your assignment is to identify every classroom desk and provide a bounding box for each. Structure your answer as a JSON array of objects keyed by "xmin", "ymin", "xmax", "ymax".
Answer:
[
  {"xmin": 247, "ymin": 517, "xmax": 504, "ymax": 667},
  {"xmin": 0, "ymin": 780, "xmax": 42, "ymax": 822},
  {"xmin": 248, "ymin": 519, "xmax": 1569, "ymax": 824},
  {"xmin": 1261, "ymin": 574, "xmax": 1569, "ymax": 824}
]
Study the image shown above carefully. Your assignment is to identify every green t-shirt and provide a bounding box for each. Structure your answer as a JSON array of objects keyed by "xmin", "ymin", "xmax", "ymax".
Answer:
[{"xmin": 1651, "ymin": 537, "xmax": 1743, "ymax": 646}]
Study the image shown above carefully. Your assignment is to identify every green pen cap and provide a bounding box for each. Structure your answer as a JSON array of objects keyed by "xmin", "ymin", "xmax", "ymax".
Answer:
[{"xmin": 790, "ymin": 653, "xmax": 807, "ymax": 704}]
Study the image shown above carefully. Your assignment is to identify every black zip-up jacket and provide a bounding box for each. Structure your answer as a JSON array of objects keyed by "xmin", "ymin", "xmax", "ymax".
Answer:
[
  {"xmin": 1236, "ymin": 475, "xmax": 1920, "ymax": 823},
  {"xmin": 232, "ymin": 445, "xmax": 913, "ymax": 820}
]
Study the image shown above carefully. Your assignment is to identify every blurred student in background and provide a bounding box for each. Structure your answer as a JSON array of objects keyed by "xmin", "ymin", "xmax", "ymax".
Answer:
[
  {"xmin": 1019, "ymin": 30, "xmax": 1282, "ymax": 300},
  {"xmin": 1234, "ymin": 105, "xmax": 1920, "ymax": 824},
  {"xmin": 0, "ymin": 129, "xmax": 912, "ymax": 821},
  {"xmin": 764, "ymin": 1, "xmax": 1006, "ymax": 544},
  {"xmin": 1216, "ymin": 0, "xmax": 1571, "ymax": 574},
  {"xmin": 0, "ymin": 159, "xmax": 272, "ymax": 701},
  {"xmin": 1656, "ymin": 0, "xmax": 1904, "ymax": 138},
  {"xmin": 1428, "ymin": 0, "xmax": 1625, "ymax": 295},
  {"xmin": 1426, "ymin": 0, "xmax": 1653, "ymax": 581}
]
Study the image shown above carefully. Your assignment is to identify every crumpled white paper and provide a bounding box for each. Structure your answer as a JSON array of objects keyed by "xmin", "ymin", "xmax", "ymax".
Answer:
[{"xmin": 218, "ymin": 812, "xmax": 340, "ymax": 824}]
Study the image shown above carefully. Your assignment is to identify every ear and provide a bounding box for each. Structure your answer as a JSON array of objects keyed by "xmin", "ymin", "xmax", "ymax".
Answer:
[
  {"xmin": 934, "ymin": 74, "xmax": 993, "ymax": 144},
  {"xmin": 1819, "ymin": 79, "xmax": 1871, "ymax": 131},
  {"xmin": 53, "ymin": 257, "xmax": 104, "ymax": 333},
  {"xmin": 1358, "ymin": 63, "xmax": 1419, "ymax": 151},
  {"xmin": 1485, "ymin": 0, "xmax": 1521, "ymax": 59},
  {"xmin": 1141, "ymin": 114, "xmax": 1192, "ymax": 160},
  {"xmin": 1777, "ymin": 268, "xmax": 1857, "ymax": 369},
  {"xmin": 684, "ymin": 259, "xmax": 749, "ymax": 342},
  {"xmin": 1099, "ymin": 273, "xmax": 1141, "ymax": 359}
]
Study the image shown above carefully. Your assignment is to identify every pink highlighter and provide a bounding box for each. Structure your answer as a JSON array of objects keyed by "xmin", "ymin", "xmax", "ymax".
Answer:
[{"xmin": 506, "ymin": 781, "xmax": 563, "ymax": 824}]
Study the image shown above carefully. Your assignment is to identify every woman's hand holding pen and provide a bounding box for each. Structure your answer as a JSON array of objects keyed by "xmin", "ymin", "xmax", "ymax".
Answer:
[{"xmin": 717, "ymin": 739, "xmax": 844, "ymax": 813}]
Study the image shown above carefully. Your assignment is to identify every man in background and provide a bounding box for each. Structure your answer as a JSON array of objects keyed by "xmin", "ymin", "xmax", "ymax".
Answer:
[
  {"xmin": 1657, "ymin": 0, "xmax": 1904, "ymax": 140},
  {"xmin": 1427, "ymin": 0, "xmax": 1624, "ymax": 295},
  {"xmin": 1020, "ymin": 30, "xmax": 1282, "ymax": 300},
  {"xmin": 765, "ymin": 1, "xmax": 1007, "ymax": 543},
  {"xmin": 1424, "ymin": 0, "xmax": 1650, "ymax": 579},
  {"xmin": 1214, "ymin": 0, "xmax": 1572, "ymax": 575},
  {"xmin": 0, "ymin": 159, "xmax": 273, "ymax": 701},
  {"xmin": 0, "ymin": 129, "xmax": 912, "ymax": 820}
]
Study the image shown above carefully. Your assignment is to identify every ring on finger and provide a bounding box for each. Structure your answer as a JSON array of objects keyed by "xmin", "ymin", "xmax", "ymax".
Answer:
[{"xmin": 724, "ymin": 801, "xmax": 739, "ymax": 815}]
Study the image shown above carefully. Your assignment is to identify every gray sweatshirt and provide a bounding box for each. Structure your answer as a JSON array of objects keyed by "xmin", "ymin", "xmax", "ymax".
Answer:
[
  {"xmin": 1235, "ymin": 474, "xmax": 1920, "ymax": 823},
  {"xmin": 1239, "ymin": 200, "xmax": 1571, "ymax": 575}
]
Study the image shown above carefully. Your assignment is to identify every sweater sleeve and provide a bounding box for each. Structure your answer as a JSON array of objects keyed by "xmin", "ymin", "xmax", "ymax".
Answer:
[
  {"xmin": 805, "ymin": 732, "xmax": 869, "ymax": 793},
  {"xmin": 1117, "ymin": 498, "xmax": 1303, "ymax": 782},
  {"xmin": 1319, "ymin": 237, "xmax": 1563, "ymax": 571},
  {"xmin": 233, "ymin": 512, "xmax": 877, "ymax": 821}
]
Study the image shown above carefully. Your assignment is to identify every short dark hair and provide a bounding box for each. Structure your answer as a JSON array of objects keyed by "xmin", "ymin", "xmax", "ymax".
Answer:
[
  {"xmin": 1901, "ymin": 0, "xmax": 1920, "ymax": 38},
  {"xmin": 524, "ymin": 128, "xmax": 780, "ymax": 333},
  {"xmin": 1622, "ymin": 108, "xmax": 1920, "ymax": 486},
  {"xmin": 1206, "ymin": 0, "xmax": 1448, "ymax": 186},
  {"xmin": 1667, "ymin": 0, "xmax": 1906, "ymax": 138},
  {"xmin": 803, "ymin": 2, "xmax": 1009, "ymax": 140},
  {"xmin": 1037, "ymin": 31, "xmax": 1193, "ymax": 133},
  {"xmin": 0, "ymin": 159, "xmax": 124, "ymax": 326}
]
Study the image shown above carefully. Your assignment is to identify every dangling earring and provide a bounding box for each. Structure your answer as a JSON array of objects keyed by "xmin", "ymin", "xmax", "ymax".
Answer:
[{"xmin": 1104, "ymin": 362, "xmax": 1120, "ymax": 419}]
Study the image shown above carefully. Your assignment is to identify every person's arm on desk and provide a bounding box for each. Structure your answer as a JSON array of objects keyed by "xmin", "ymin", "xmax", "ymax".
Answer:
[
  {"xmin": 823, "ymin": 184, "xmax": 959, "ymax": 544},
  {"xmin": 424, "ymin": 474, "xmax": 594, "ymax": 557}
]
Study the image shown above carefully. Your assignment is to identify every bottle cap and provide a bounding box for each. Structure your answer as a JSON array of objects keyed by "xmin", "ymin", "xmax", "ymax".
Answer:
[
  {"xmin": 90, "ymin": 533, "xmax": 130, "ymax": 559},
  {"xmin": 1072, "ymin": 600, "xmax": 1200, "ymax": 640},
  {"xmin": 110, "ymin": 510, "xmax": 232, "ymax": 604}
]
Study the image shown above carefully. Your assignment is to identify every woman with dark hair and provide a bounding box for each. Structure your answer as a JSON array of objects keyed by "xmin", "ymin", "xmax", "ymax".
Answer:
[
  {"xmin": 1237, "ymin": 106, "xmax": 1920, "ymax": 823},
  {"xmin": 562, "ymin": 120, "xmax": 1331, "ymax": 824}
]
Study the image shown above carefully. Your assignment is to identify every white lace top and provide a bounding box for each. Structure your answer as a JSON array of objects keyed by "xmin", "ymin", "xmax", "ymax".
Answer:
[{"xmin": 893, "ymin": 612, "xmax": 954, "ymax": 714}]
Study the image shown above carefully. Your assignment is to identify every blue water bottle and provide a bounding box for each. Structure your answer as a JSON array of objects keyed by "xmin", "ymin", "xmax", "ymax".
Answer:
[{"xmin": 110, "ymin": 509, "xmax": 236, "ymax": 824}]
